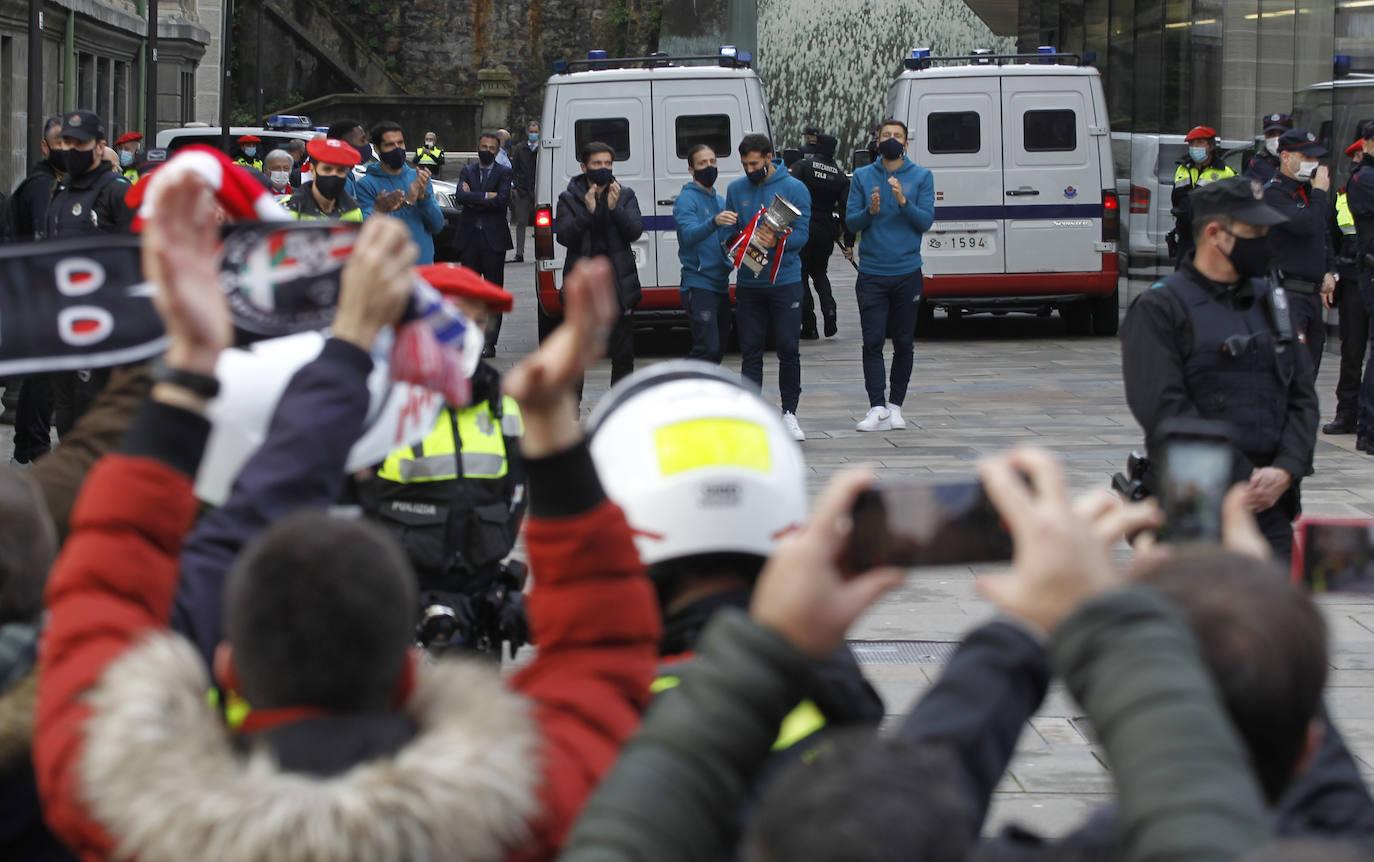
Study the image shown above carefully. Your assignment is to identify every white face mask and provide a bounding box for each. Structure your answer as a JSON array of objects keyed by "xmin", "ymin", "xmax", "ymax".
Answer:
[
  {"xmin": 1266, "ymin": 137, "xmax": 1281, "ymax": 156},
  {"xmin": 1297, "ymin": 160, "xmax": 1319, "ymax": 180},
  {"xmin": 270, "ymin": 170, "xmax": 290, "ymax": 189}
]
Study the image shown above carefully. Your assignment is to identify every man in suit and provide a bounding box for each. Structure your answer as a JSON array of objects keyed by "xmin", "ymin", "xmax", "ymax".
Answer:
[{"xmin": 452, "ymin": 131, "xmax": 514, "ymax": 356}]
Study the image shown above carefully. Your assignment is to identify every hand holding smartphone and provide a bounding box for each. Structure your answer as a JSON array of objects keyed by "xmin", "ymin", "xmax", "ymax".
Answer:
[{"xmin": 841, "ymin": 478, "xmax": 1013, "ymax": 574}]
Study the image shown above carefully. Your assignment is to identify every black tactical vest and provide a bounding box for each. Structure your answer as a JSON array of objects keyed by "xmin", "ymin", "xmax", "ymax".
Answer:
[
  {"xmin": 46, "ymin": 170, "xmax": 121, "ymax": 238},
  {"xmin": 1163, "ymin": 270, "xmax": 1295, "ymax": 460}
]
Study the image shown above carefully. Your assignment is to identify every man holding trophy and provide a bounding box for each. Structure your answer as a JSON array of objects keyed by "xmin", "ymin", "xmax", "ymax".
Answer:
[{"xmin": 725, "ymin": 134, "xmax": 813, "ymax": 441}]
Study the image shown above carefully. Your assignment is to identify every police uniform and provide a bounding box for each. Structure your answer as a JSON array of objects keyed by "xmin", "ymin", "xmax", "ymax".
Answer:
[
  {"xmin": 234, "ymin": 135, "xmax": 264, "ymax": 172},
  {"xmin": 1245, "ymin": 112, "xmax": 1293, "ymax": 184},
  {"xmin": 1344, "ymin": 125, "xmax": 1374, "ymax": 451},
  {"xmin": 788, "ymin": 134, "xmax": 851, "ymax": 338},
  {"xmin": 1121, "ymin": 177, "xmax": 1317, "ymax": 561},
  {"xmin": 416, "ymin": 141, "xmax": 445, "ymax": 179},
  {"xmin": 283, "ymin": 185, "xmax": 362, "ymax": 221},
  {"xmin": 1169, "ymin": 126, "xmax": 1235, "ymax": 266},
  {"xmin": 114, "ymin": 131, "xmax": 142, "ymax": 182},
  {"xmin": 358, "ymin": 265, "xmax": 527, "ymax": 655},
  {"xmin": 1262, "ymin": 128, "xmax": 1336, "ymax": 375},
  {"xmin": 1324, "ymin": 137, "xmax": 1369, "ymax": 436}
]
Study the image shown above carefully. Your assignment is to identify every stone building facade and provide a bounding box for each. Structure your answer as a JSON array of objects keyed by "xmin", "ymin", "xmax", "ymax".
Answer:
[{"xmin": 0, "ymin": 0, "xmax": 214, "ymax": 193}]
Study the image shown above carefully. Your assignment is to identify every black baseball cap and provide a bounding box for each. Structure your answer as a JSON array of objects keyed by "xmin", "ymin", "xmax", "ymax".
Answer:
[
  {"xmin": 1360, "ymin": 120, "xmax": 1374, "ymax": 141},
  {"xmin": 1277, "ymin": 127, "xmax": 1328, "ymax": 157},
  {"xmin": 1261, "ymin": 112, "xmax": 1293, "ymax": 134},
  {"xmin": 1191, "ymin": 176, "xmax": 1288, "ymax": 227},
  {"xmin": 803, "ymin": 125, "xmax": 821, "ymax": 135},
  {"xmin": 60, "ymin": 109, "xmax": 104, "ymax": 143}
]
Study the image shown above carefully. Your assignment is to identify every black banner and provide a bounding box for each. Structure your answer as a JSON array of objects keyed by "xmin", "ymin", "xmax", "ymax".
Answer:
[{"xmin": 0, "ymin": 223, "xmax": 364, "ymax": 376}]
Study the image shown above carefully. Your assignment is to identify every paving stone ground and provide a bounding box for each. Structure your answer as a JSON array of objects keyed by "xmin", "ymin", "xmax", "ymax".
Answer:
[{"xmin": 6, "ymin": 253, "xmax": 1371, "ymax": 839}]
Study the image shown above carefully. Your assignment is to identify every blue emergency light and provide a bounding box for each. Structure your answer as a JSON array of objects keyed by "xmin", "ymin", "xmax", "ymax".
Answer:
[
  {"xmin": 904, "ymin": 46, "xmax": 932, "ymax": 70},
  {"xmin": 552, "ymin": 59, "xmax": 569, "ymax": 74},
  {"xmin": 1037, "ymin": 45, "xmax": 1056, "ymax": 64},
  {"xmin": 719, "ymin": 45, "xmax": 738, "ymax": 58},
  {"xmin": 738, "ymin": 51, "xmax": 753, "ymax": 65},
  {"xmin": 266, "ymin": 114, "xmax": 312, "ymax": 130},
  {"xmin": 588, "ymin": 49, "xmax": 608, "ymax": 60}
]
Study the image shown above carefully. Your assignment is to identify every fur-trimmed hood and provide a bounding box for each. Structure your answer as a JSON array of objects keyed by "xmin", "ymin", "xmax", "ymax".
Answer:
[{"xmin": 78, "ymin": 632, "xmax": 539, "ymax": 862}]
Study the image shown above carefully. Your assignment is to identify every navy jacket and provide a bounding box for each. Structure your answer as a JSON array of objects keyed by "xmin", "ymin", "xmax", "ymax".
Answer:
[
  {"xmin": 173, "ymin": 339, "xmax": 375, "ymax": 665},
  {"xmin": 452, "ymin": 161, "xmax": 514, "ymax": 253},
  {"xmin": 1262, "ymin": 172, "xmax": 1336, "ymax": 283}
]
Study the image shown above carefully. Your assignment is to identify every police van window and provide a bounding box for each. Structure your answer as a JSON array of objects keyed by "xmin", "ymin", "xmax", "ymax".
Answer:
[
  {"xmin": 574, "ymin": 118, "xmax": 631, "ymax": 160},
  {"xmin": 1024, "ymin": 110, "xmax": 1077, "ymax": 153},
  {"xmin": 927, "ymin": 112, "xmax": 981, "ymax": 154},
  {"xmin": 675, "ymin": 114, "xmax": 731, "ymax": 158}
]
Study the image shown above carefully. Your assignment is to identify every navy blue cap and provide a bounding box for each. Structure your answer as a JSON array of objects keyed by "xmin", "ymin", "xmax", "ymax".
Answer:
[
  {"xmin": 60, "ymin": 109, "xmax": 104, "ymax": 142},
  {"xmin": 1277, "ymin": 128, "xmax": 1328, "ymax": 157},
  {"xmin": 1191, "ymin": 176, "xmax": 1288, "ymax": 227},
  {"xmin": 1262, "ymin": 112, "xmax": 1293, "ymax": 134}
]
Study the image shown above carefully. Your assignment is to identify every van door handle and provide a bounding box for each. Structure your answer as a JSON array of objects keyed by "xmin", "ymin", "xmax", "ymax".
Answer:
[
  {"xmin": 657, "ymin": 198, "xmax": 677, "ymax": 206},
  {"xmin": 1006, "ymin": 188, "xmax": 1040, "ymax": 197}
]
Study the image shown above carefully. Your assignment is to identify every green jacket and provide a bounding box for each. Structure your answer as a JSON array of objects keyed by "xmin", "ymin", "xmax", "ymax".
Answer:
[
  {"xmin": 1051, "ymin": 586, "xmax": 1269, "ymax": 862},
  {"xmin": 559, "ymin": 588, "xmax": 1269, "ymax": 862}
]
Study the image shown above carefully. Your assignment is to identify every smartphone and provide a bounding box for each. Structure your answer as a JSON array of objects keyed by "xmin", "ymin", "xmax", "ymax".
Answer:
[
  {"xmin": 1295, "ymin": 519, "xmax": 1374, "ymax": 593},
  {"xmin": 842, "ymin": 479, "xmax": 1013, "ymax": 574},
  {"xmin": 1156, "ymin": 419, "xmax": 1236, "ymax": 543}
]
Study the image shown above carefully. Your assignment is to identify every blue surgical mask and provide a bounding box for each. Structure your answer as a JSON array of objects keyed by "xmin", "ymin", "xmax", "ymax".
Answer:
[
  {"xmin": 528, "ymin": 133, "xmax": 539, "ymax": 143},
  {"xmin": 118, "ymin": 150, "xmax": 133, "ymax": 167},
  {"xmin": 243, "ymin": 147, "xmax": 257, "ymax": 158},
  {"xmin": 1189, "ymin": 146, "xmax": 1208, "ymax": 163}
]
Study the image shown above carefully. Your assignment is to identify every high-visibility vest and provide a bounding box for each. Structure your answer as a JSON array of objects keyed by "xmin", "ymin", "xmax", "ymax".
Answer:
[
  {"xmin": 652, "ymin": 673, "xmax": 828, "ymax": 751},
  {"xmin": 378, "ymin": 398, "xmax": 523, "ymax": 483},
  {"xmin": 1174, "ymin": 161, "xmax": 1236, "ymax": 190},
  {"xmin": 235, "ymin": 156, "xmax": 264, "ymax": 172},
  {"xmin": 1337, "ymin": 191, "xmax": 1356, "ymax": 235},
  {"xmin": 122, "ymin": 167, "xmax": 140, "ymax": 182},
  {"xmin": 289, "ymin": 204, "xmax": 363, "ymax": 223},
  {"xmin": 416, "ymin": 145, "xmax": 445, "ymax": 166}
]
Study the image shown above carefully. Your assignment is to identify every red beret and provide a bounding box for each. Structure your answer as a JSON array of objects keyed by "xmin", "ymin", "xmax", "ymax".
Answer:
[
  {"xmin": 115, "ymin": 132, "xmax": 143, "ymax": 146},
  {"xmin": 1347, "ymin": 139, "xmax": 1364, "ymax": 158},
  {"xmin": 237, "ymin": 134, "xmax": 262, "ymax": 144},
  {"xmin": 306, "ymin": 137, "xmax": 361, "ymax": 167},
  {"xmin": 417, "ymin": 263, "xmax": 514, "ymax": 313},
  {"xmin": 1184, "ymin": 126, "xmax": 1218, "ymax": 142}
]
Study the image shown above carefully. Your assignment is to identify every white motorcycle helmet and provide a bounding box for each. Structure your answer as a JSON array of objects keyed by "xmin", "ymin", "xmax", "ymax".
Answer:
[{"xmin": 586, "ymin": 361, "xmax": 807, "ymax": 571}]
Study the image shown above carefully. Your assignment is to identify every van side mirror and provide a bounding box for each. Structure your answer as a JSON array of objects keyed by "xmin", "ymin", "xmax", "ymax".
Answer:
[{"xmin": 852, "ymin": 149, "xmax": 875, "ymax": 170}]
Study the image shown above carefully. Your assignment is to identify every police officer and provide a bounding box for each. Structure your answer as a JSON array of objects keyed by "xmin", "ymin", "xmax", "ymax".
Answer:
[
  {"xmin": 1344, "ymin": 121, "xmax": 1374, "ymax": 453},
  {"xmin": 1121, "ymin": 176, "xmax": 1317, "ymax": 561},
  {"xmin": 234, "ymin": 134, "xmax": 264, "ymax": 171},
  {"xmin": 45, "ymin": 110, "xmax": 135, "ymax": 436},
  {"xmin": 1170, "ymin": 125, "xmax": 1235, "ymax": 266},
  {"xmin": 1246, "ymin": 112, "xmax": 1292, "ymax": 184},
  {"xmin": 416, "ymin": 131, "xmax": 445, "ymax": 180},
  {"xmin": 358, "ymin": 263, "xmax": 527, "ymax": 657},
  {"xmin": 282, "ymin": 137, "xmax": 364, "ymax": 221},
  {"xmin": 789, "ymin": 133, "xmax": 851, "ymax": 339},
  {"xmin": 113, "ymin": 131, "xmax": 142, "ymax": 180},
  {"xmin": 1263, "ymin": 127, "xmax": 1337, "ymax": 375},
  {"xmin": 1323, "ymin": 136, "xmax": 1369, "ymax": 437}
]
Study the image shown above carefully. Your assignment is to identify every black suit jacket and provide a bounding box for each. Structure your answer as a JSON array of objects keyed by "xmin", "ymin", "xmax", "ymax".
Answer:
[{"xmin": 452, "ymin": 162, "xmax": 513, "ymax": 252}]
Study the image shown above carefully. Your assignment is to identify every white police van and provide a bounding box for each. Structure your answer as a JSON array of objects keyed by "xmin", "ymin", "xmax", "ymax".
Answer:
[
  {"xmin": 887, "ymin": 49, "xmax": 1120, "ymax": 335},
  {"xmin": 531, "ymin": 48, "xmax": 773, "ymax": 338}
]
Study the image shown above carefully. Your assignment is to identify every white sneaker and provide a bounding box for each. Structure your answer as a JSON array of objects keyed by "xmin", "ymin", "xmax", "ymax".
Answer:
[
  {"xmin": 886, "ymin": 403, "xmax": 907, "ymax": 429},
  {"xmin": 856, "ymin": 406, "xmax": 892, "ymax": 432},
  {"xmin": 783, "ymin": 411, "xmax": 806, "ymax": 441}
]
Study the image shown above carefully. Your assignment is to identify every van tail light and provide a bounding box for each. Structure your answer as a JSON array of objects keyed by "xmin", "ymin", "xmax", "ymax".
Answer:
[
  {"xmin": 1102, "ymin": 191, "xmax": 1119, "ymax": 242},
  {"xmin": 534, "ymin": 205, "xmax": 554, "ymax": 260},
  {"xmin": 1129, "ymin": 184, "xmax": 1150, "ymax": 214}
]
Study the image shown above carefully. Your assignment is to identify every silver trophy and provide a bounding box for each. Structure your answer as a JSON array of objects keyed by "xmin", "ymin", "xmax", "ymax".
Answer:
[{"xmin": 739, "ymin": 194, "xmax": 803, "ymax": 276}]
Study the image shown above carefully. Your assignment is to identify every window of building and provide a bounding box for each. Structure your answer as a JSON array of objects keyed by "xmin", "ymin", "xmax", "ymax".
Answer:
[
  {"xmin": 76, "ymin": 52, "xmax": 95, "ymax": 112},
  {"xmin": 112, "ymin": 61, "xmax": 128, "ymax": 135},
  {"xmin": 927, "ymin": 111, "xmax": 981, "ymax": 154},
  {"xmin": 1024, "ymin": 110, "xmax": 1077, "ymax": 152},
  {"xmin": 574, "ymin": 118, "xmax": 631, "ymax": 161},
  {"xmin": 182, "ymin": 71, "xmax": 196, "ymax": 124},
  {"xmin": 674, "ymin": 114, "xmax": 731, "ymax": 159},
  {"xmin": 95, "ymin": 57, "xmax": 111, "ymax": 129}
]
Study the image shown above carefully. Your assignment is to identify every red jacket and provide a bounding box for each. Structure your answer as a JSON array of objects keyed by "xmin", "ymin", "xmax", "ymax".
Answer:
[{"xmin": 35, "ymin": 451, "xmax": 660, "ymax": 861}]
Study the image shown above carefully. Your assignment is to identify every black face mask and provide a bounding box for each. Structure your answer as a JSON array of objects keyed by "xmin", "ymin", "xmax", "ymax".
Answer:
[
  {"xmin": 313, "ymin": 174, "xmax": 347, "ymax": 201},
  {"xmin": 746, "ymin": 165, "xmax": 769, "ymax": 185},
  {"xmin": 1226, "ymin": 233, "xmax": 1273, "ymax": 280},
  {"xmin": 693, "ymin": 165, "xmax": 718, "ymax": 188},
  {"xmin": 477, "ymin": 149, "xmax": 496, "ymax": 166},
  {"xmin": 52, "ymin": 147, "xmax": 96, "ymax": 176},
  {"xmin": 586, "ymin": 167, "xmax": 615, "ymax": 187},
  {"xmin": 355, "ymin": 143, "xmax": 374, "ymax": 163},
  {"xmin": 380, "ymin": 146, "xmax": 407, "ymax": 170},
  {"xmin": 878, "ymin": 137, "xmax": 906, "ymax": 161}
]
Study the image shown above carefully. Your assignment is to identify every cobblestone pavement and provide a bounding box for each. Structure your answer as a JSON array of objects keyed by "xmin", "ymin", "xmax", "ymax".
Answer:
[{"xmin": 6, "ymin": 253, "xmax": 1371, "ymax": 838}]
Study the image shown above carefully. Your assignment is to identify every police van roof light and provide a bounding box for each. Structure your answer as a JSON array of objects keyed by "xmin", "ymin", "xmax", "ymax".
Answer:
[
  {"xmin": 913, "ymin": 47, "xmax": 931, "ymax": 59},
  {"xmin": 1037, "ymin": 45, "xmax": 1056, "ymax": 54},
  {"xmin": 588, "ymin": 49, "xmax": 608, "ymax": 60},
  {"xmin": 552, "ymin": 59, "xmax": 569, "ymax": 74},
  {"xmin": 266, "ymin": 114, "xmax": 312, "ymax": 130},
  {"xmin": 719, "ymin": 45, "xmax": 738, "ymax": 58},
  {"xmin": 904, "ymin": 46, "xmax": 932, "ymax": 70},
  {"xmin": 738, "ymin": 51, "xmax": 753, "ymax": 65}
]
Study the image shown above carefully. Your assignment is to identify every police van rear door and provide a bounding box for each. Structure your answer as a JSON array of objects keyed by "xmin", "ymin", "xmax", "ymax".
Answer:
[
  {"xmin": 556, "ymin": 80, "xmax": 656, "ymax": 291},
  {"xmin": 908, "ymin": 73, "xmax": 1006, "ymax": 276},
  {"xmin": 651, "ymin": 75, "xmax": 747, "ymax": 290},
  {"xmin": 1000, "ymin": 73, "xmax": 1102, "ymax": 273}
]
